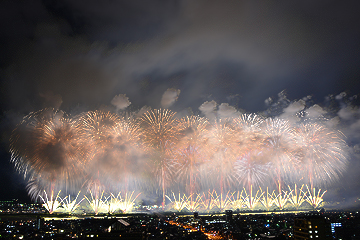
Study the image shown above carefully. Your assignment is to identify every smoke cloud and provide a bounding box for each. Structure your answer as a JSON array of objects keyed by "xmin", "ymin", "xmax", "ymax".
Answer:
[
  {"xmin": 217, "ymin": 103, "xmax": 238, "ymax": 118},
  {"xmin": 160, "ymin": 88, "xmax": 180, "ymax": 108},
  {"xmin": 111, "ymin": 94, "xmax": 131, "ymax": 111},
  {"xmin": 199, "ymin": 100, "xmax": 217, "ymax": 120}
]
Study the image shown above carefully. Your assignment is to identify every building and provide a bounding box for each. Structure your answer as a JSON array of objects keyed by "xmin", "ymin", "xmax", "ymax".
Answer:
[
  {"xmin": 293, "ymin": 212, "xmax": 331, "ymax": 240},
  {"xmin": 225, "ymin": 210, "xmax": 233, "ymax": 222}
]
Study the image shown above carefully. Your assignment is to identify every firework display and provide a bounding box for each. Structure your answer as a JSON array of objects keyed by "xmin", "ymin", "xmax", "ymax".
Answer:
[{"xmin": 9, "ymin": 105, "xmax": 349, "ymax": 213}]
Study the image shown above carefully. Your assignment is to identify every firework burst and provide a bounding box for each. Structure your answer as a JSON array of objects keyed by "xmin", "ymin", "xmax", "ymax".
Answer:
[
  {"xmin": 84, "ymin": 190, "xmax": 109, "ymax": 215},
  {"xmin": 117, "ymin": 191, "xmax": 141, "ymax": 213},
  {"xmin": 305, "ymin": 185, "xmax": 327, "ymax": 209},
  {"xmin": 205, "ymin": 119, "xmax": 238, "ymax": 194},
  {"xmin": 232, "ymin": 114, "xmax": 264, "ymax": 153},
  {"xmin": 77, "ymin": 110, "xmax": 121, "ymax": 152},
  {"xmin": 166, "ymin": 192, "xmax": 188, "ymax": 212},
  {"xmin": 234, "ymin": 150, "xmax": 271, "ymax": 190},
  {"xmin": 293, "ymin": 123, "xmax": 348, "ymax": 188},
  {"xmin": 260, "ymin": 187, "xmax": 275, "ymax": 211},
  {"xmin": 272, "ymin": 185, "xmax": 291, "ymax": 210},
  {"xmin": 139, "ymin": 109, "xmax": 180, "ymax": 149},
  {"xmin": 208, "ymin": 190, "xmax": 235, "ymax": 211},
  {"xmin": 231, "ymin": 191, "xmax": 244, "ymax": 210},
  {"xmin": 140, "ymin": 109, "xmax": 182, "ymax": 207},
  {"xmin": 241, "ymin": 186, "xmax": 264, "ymax": 210},
  {"xmin": 40, "ymin": 190, "xmax": 62, "ymax": 214},
  {"xmin": 10, "ymin": 109, "xmax": 87, "ymax": 195},
  {"xmin": 199, "ymin": 190, "xmax": 219, "ymax": 212},
  {"xmin": 185, "ymin": 193, "xmax": 203, "ymax": 212},
  {"xmin": 288, "ymin": 184, "xmax": 306, "ymax": 210},
  {"xmin": 263, "ymin": 118, "xmax": 297, "ymax": 190},
  {"xmin": 59, "ymin": 191, "xmax": 84, "ymax": 214},
  {"xmin": 176, "ymin": 116, "xmax": 209, "ymax": 196}
]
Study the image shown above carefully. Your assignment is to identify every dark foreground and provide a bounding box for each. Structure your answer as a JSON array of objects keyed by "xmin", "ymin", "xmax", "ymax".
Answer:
[{"xmin": 0, "ymin": 210, "xmax": 360, "ymax": 239}]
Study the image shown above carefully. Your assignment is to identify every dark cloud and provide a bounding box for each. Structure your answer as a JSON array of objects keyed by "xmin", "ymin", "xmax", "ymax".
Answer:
[
  {"xmin": 1, "ymin": 0, "xmax": 360, "ymax": 114},
  {"xmin": 43, "ymin": 0, "xmax": 179, "ymax": 42}
]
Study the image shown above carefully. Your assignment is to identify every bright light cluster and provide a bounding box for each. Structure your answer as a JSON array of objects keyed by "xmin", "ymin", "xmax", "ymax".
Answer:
[
  {"xmin": 166, "ymin": 184, "xmax": 326, "ymax": 212},
  {"xmin": 40, "ymin": 190, "xmax": 140, "ymax": 215}
]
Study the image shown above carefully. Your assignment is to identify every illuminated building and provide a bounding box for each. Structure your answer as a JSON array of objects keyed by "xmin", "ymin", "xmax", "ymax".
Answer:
[{"xmin": 293, "ymin": 212, "xmax": 331, "ymax": 240}]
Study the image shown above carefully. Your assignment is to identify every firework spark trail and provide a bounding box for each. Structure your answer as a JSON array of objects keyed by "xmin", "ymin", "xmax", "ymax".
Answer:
[
  {"xmin": 305, "ymin": 185, "xmax": 327, "ymax": 209},
  {"xmin": 140, "ymin": 109, "xmax": 182, "ymax": 208},
  {"xmin": 176, "ymin": 116, "xmax": 209, "ymax": 200},
  {"xmin": 185, "ymin": 193, "xmax": 203, "ymax": 212},
  {"xmin": 26, "ymin": 176, "xmax": 52, "ymax": 201},
  {"xmin": 59, "ymin": 191, "xmax": 84, "ymax": 214},
  {"xmin": 241, "ymin": 185, "xmax": 264, "ymax": 210},
  {"xmin": 231, "ymin": 191, "xmax": 244, "ymax": 210},
  {"xmin": 118, "ymin": 191, "xmax": 141, "ymax": 213},
  {"xmin": 84, "ymin": 190, "xmax": 109, "ymax": 215},
  {"xmin": 260, "ymin": 187, "xmax": 275, "ymax": 211},
  {"xmin": 199, "ymin": 190, "xmax": 221, "ymax": 212},
  {"xmin": 209, "ymin": 190, "xmax": 235, "ymax": 211},
  {"xmin": 166, "ymin": 192, "xmax": 188, "ymax": 212},
  {"xmin": 40, "ymin": 190, "xmax": 62, "ymax": 214},
  {"xmin": 272, "ymin": 184, "xmax": 291, "ymax": 210},
  {"xmin": 288, "ymin": 184, "xmax": 306, "ymax": 210}
]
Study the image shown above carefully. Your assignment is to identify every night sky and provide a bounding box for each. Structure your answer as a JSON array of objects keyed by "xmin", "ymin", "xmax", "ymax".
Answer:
[{"xmin": 1, "ymin": 0, "xmax": 360, "ymax": 206}]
